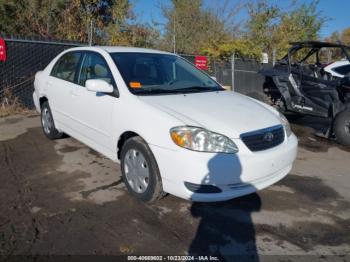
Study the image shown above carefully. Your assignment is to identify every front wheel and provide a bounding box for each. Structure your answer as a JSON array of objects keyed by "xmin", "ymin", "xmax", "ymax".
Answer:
[
  {"xmin": 120, "ymin": 137, "xmax": 164, "ymax": 202},
  {"xmin": 334, "ymin": 110, "xmax": 350, "ymax": 146}
]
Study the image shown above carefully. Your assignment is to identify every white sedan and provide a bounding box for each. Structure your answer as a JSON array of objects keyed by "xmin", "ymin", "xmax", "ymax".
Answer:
[
  {"xmin": 324, "ymin": 59, "xmax": 350, "ymax": 78},
  {"xmin": 33, "ymin": 46, "xmax": 298, "ymax": 202}
]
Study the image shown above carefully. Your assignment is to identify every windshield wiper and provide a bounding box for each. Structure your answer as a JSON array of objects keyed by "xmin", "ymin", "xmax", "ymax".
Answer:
[
  {"xmin": 132, "ymin": 86, "xmax": 223, "ymax": 95},
  {"xmin": 132, "ymin": 88, "xmax": 175, "ymax": 95},
  {"xmin": 169, "ymin": 86, "xmax": 224, "ymax": 93}
]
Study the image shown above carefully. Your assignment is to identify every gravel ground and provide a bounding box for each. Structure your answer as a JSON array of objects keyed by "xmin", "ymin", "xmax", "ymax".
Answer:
[{"xmin": 0, "ymin": 114, "xmax": 349, "ymax": 261}]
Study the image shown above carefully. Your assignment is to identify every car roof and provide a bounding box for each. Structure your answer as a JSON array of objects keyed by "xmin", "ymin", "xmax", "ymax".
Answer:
[
  {"xmin": 75, "ymin": 46, "xmax": 175, "ymax": 55},
  {"xmin": 290, "ymin": 41, "xmax": 350, "ymax": 48}
]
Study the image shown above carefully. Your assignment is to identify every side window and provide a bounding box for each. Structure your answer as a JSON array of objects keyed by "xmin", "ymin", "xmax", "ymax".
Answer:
[
  {"xmin": 51, "ymin": 52, "xmax": 81, "ymax": 82},
  {"xmin": 333, "ymin": 65, "xmax": 350, "ymax": 75},
  {"xmin": 78, "ymin": 52, "xmax": 113, "ymax": 86}
]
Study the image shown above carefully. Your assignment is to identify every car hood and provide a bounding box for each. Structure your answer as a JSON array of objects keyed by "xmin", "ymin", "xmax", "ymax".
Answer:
[{"xmin": 138, "ymin": 91, "xmax": 281, "ymax": 138}]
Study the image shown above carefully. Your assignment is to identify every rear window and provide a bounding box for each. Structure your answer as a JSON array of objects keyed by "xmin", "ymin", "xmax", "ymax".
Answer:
[{"xmin": 51, "ymin": 52, "xmax": 81, "ymax": 82}]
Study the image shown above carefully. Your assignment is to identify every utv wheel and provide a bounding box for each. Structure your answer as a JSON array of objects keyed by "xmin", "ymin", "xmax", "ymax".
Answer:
[
  {"xmin": 334, "ymin": 110, "xmax": 350, "ymax": 146},
  {"xmin": 41, "ymin": 101, "xmax": 63, "ymax": 140},
  {"xmin": 120, "ymin": 137, "xmax": 164, "ymax": 202}
]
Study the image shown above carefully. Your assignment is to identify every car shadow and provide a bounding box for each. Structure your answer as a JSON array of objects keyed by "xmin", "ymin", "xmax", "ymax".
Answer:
[{"xmin": 188, "ymin": 154, "xmax": 261, "ymax": 261}]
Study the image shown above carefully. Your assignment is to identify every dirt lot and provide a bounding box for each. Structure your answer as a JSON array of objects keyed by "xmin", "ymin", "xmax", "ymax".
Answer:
[{"xmin": 0, "ymin": 113, "xmax": 350, "ymax": 261}]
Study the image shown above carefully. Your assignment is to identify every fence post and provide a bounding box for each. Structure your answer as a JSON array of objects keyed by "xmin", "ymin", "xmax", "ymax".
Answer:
[
  {"xmin": 231, "ymin": 52, "xmax": 235, "ymax": 91},
  {"xmin": 213, "ymin": 60, "xmax": 217, "ymax": 79}
]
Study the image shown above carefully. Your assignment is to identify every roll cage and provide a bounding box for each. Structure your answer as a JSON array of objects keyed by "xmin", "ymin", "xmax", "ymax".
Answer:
[{"xmin": 280, "ymin": 41, "xmax": 350, "ymax": 72}]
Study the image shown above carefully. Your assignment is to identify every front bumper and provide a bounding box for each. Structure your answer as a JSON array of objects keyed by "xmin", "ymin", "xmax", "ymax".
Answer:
[{"xmin": 149, "ymin": 133, "xmax": 298, "ymax": 202}]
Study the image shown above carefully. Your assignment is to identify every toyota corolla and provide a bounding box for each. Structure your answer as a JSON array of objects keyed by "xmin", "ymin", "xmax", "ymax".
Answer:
[{"xmin": 33, "ymin": 46, "xmax": 298, "ymax": 202}]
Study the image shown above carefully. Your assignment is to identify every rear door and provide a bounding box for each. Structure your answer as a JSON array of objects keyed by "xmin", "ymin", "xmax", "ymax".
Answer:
[
  {"xmin": 70, "ymin": 51, "xmax": 116, "ymax": 154},
  {"xmin": 47, "ymin": 51, "xmax": 82, "ymax": 129}
]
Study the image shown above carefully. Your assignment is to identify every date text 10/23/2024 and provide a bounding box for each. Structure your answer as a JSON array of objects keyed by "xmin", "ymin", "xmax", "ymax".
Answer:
[{"xmin": 127, "ymin": 256, "xmax": 220, "ymax": 261}]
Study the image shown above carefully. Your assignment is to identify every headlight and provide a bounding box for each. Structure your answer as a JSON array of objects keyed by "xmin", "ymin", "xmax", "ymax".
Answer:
[
  {"xmin": 170, "ymin": 126, "xmax": 238, "ymax": 153},
  {"xmin": 279, "ymin": 112, "xmax": 292, "ymax": 137}
]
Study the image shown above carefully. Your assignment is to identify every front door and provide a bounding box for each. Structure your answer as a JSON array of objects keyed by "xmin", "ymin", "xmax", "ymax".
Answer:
[{"xmin": 71, "ymin": 51, "xmax": 116, "ymax": 154}]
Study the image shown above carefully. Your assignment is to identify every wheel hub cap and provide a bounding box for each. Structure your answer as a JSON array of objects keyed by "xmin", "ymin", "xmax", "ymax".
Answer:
[
  {"xmin": 42, "ymin": 108, "xmax": 52, "ymax": 134},
  {"xmin": 124, "ymin": 149, "xmax": 150, "ymax": 193}
]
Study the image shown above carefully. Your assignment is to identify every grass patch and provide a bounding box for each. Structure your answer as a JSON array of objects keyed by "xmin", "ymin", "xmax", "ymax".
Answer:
[{"xmin": 0, "ymin": 88, "xmax": 30, "ymax": 117}]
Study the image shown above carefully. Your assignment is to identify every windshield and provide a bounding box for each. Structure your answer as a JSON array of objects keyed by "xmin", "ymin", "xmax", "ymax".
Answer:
[{"xmin": 110, "ymin": 52, "xmax": 223, "ymax": 95}]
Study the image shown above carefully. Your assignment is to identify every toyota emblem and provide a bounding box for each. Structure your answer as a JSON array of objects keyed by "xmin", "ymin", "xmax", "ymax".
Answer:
[{"xmin": 263, "ymin": 132, "xmax": 274, "ymax": 142}]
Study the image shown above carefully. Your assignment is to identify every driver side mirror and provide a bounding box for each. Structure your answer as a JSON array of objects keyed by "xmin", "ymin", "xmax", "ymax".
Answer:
[{"xmin": 86, "ymin": 79, "xmax": 113, "ymax": 93}]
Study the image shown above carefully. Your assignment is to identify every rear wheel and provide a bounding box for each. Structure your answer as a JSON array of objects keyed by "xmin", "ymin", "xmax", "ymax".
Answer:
[
  {"xmin": 41, "ymin": 101, "xmax": 63, "ymax": 140},
  {"xmin": 334, "ymin": 110, "xmax": 350, "ymax": 146},
  {"xmin": 120, "ymin": 137, "xmax": 164, "ymax": 202}
]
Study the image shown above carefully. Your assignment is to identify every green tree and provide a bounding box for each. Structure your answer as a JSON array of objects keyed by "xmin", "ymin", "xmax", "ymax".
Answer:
[
  {"xmin": 339, "ymin": 28, "xmax": 350, "ymax": 45},
  {"xmin": 245, "ymin": 1, "xmax": 279, "ymax": 56},
  {"xmin": 0, "ymin": 0, "xmax": 134, "ymax": 45},
  {"xmin": 0, "ymin": 0, "xmax": 65, "ymax": 38},
  {"xmin": 272, "ymin": 0, "xmax": 325, "ymax": 58},
  {"xmin": 160, "ymin": 0, "xmax": 240, "ymax": 54},
  {"xmin": 201, "ymin": 38, "xmax": 262, "ymax": 60},
  {"xmin": 55, "ymin": 0, "xmax": 132, "ymax": 43},
  {"xmin": 160, "ymin": 0, "xmax": 204, "ymax": 53},
  {"xmin": 204, "ymin": 0, "xmax": 326, "ymax": 60},
  {"xmin": 245, "ymin": 0, "xmax": 325, "ymax": 59}
]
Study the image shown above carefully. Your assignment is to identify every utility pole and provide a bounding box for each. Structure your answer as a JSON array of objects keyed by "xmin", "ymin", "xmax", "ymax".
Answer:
[
  {"xmin": 231, "ymin": 52, "xmax": 235, "ymax": 91},
  {"xmin": 88, "ymin": 19, "xmax": 93, "ymax": 46}
]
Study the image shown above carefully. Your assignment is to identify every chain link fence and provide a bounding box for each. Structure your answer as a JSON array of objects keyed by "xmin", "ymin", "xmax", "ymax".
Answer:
[
  {"xmin": 0, "ymin": 37, "xmax": 270, "ymax": 109},
  {"xmin": 181, "ymin": 54, "xmax": 271, "ymax": 96},
  {"xmin": 0, "ymin": 38, "xmax": 81, "ymax": 108}
]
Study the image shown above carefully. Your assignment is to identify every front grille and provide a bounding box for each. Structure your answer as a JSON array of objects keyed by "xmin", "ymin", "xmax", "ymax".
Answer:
[{"xmin": 240, "ymin": 125, "xmax": 285, "ymax": 152}]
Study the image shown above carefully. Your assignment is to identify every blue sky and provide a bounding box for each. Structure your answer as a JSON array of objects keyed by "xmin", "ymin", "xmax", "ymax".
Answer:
[{"xmin": 132, "ymin": 0, "xmax": 350, "ymax": 38}]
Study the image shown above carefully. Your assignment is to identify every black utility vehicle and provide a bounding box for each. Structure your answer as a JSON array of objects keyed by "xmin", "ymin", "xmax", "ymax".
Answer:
[{"xmin": 261, "ymin": 41, "xmax": 350, "ymax": 146}]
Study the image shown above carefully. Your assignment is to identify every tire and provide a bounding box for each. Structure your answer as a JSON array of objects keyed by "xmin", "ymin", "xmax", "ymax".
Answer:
[
  {"xmin": 334, "ymin": 110, "xmax": 350, "ymax": 146},
  {"xmin": 120, "ymin": 136, "xmax": 164, "ymax": 202},
  {"xmin": 41, "ymin": 101, "xmax": 64, "ymax": 140}
]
